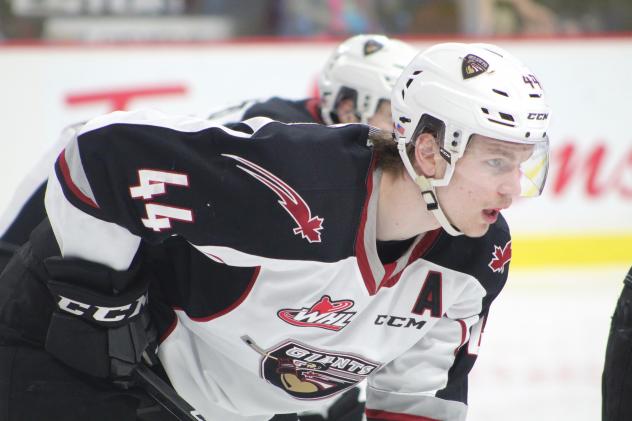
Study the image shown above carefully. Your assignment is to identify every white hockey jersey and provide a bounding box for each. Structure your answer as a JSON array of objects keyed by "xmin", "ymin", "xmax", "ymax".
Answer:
[{"xmin": 45, "ymin": 109, "xmax": 512, "ymax": 421}]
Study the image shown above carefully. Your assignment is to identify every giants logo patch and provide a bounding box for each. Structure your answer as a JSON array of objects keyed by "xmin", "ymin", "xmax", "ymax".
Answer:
[
  {"xmin": 363, "ymin": 39, "xmax": 384, "ymax": 56},
  {"xmin": 462, "ymin": 53, "xmax": 489, "ymax": 79},
  {"xmin": 489, "ymin": 240, "xmax": 512, "ymax": 273},
  {"xmin": 222, "ymin": 154, "xmax": 324, "ymax": 243},
  {"xmin": 254, "ymin": 339, "xmax": 379, "ymax": 400},
  {"xmin": 278, "ymin": 295, "xmax": 356, "ymax": 331}
]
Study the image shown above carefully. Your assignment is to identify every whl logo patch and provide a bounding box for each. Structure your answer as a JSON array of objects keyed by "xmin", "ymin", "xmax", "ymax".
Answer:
[
  {"xmin": 278, "ymin": 295, "xmax": 356, "ymax": 331},
  {"xmin": 223, "ymin": 154, "xmax": 324, "ymax": 243},
  {"xmin": 488, "ymin": 240, "xmax": 512, "ymax": 273}
]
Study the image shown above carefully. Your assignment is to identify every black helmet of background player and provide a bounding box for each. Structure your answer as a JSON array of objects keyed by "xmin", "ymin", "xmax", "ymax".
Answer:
[{"xmin": 318, "ymin": 34, "xmax": 417, "ymax": 130}]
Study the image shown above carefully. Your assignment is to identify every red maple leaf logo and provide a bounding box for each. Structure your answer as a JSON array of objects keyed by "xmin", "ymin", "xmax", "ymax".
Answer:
[
  {"xmin": 223, "ymin": 154, "xmax": 324, "ymax": 243},
  {"xmin": 488, "ymin": 240, "xmax": 512, "ymax": 273}
]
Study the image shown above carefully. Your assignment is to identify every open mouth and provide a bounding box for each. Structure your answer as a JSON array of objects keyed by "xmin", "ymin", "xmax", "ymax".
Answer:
[{"xmin": 482, "ymin": 208, "xmax": 500, "ymax": 223}]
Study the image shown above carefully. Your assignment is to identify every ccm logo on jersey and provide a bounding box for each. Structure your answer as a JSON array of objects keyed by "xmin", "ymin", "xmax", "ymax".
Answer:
[
  {"xmin": 222, "ymin": 154, "xmax": 324, "ymax": 243},
  {"xmin": 489, "ymin": 240, "xmax": 512, "ymax": 273},
  {"xmin": 374, "ymin": 314, "xmax": 427, "ymax": 330},
  {"xmin": 278, "ymin": 295, "xmax": 356, "ymax": 331},
  {"xmin": 56, "ymin": 293, "xmax": 148, "ymax": 326}
]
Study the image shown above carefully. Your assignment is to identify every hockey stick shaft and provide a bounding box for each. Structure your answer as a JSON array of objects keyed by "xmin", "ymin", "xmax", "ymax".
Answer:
[{"xmin": 134, "ymin": 364, "xmax": 206, "ymax": 421}]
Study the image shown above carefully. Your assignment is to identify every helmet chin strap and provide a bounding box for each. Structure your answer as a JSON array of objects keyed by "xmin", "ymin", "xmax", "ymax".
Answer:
[{"xmin": 397, "ymin": 138, "xmax": 463, "ymax": 237}]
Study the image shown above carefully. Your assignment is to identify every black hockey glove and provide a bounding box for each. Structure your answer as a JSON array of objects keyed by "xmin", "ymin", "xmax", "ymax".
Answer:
[
  {"xmin": 295, "ymin": 387, "xmax": 365, "ymax": 421},
  {"xmin": 325, "ymin": 387, "xmax": 365, "ymax": 421},
  {"xmin": 43, "ymin": 256, "xmax": 157, "ymax": 389}
]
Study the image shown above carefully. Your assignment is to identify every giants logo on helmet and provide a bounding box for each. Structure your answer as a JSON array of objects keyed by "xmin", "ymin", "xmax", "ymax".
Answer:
[
  {"xmin": 462, "ymin": 54, "xmax": 489, "ymax": 79},
  {"xmin": 363, "ymin": 39, "xmax": 384, "ymax": 55},
  {"xmin": 222, "ymin": 154, "xmax": 324, "ymax": 243},
  {"xmin": 259, "ymin": 340, "xmax": 380, "ymax": 400},
  {"xmin": 278, "ymin": 295, "xmax": 356, "ymax": 331}
]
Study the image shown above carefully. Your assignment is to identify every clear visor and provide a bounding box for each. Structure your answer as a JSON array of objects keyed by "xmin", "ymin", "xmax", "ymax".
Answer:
[{"xmin": 519, "ymin": 136, "xmax": 549, "ymax": 197}]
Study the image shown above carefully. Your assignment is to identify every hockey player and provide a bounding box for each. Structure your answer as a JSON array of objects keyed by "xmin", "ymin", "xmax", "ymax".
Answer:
[
  {"xmin": 0, "ymin": 42, "xmax": 551, "ymax": 421},
  {"xmin": 0, "ymin": 34, "xmax": 415, "ymax": 421},
  {"xmin": 232, "ymin": 33, "xmax": 415, "ymax": 129},
  {"xmin": 0, "ymin": 34, "xmax": 416, "ymax": 276},
  {"xmin": 602, "ymin": 265, "xmax": 632, "ymax": 421}
]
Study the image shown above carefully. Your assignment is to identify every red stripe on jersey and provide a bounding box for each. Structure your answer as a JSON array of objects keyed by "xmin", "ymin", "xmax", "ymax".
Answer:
[
  {"xmin": 58, "ymin": 150, "xmax": 99, "ymax": 208},
  {"xmin": 365, "ymin": 409, "xmax": 440, "ymax": 421},
  {"xmin": 189, "ymin": 266, "xmax": 261, "ymax": 322},
  {"xmin": 159, "ymin": 310, "xmax": 179, "ymax": 343},
  {"xmin": 355, "ymin": 160, "xmax": 442, "ymax": 294},
  {"xmin": 455, "ymin": 319, "xmax": 467, "ymax": 355},
  {"xmin": 381, "ymin": 229, "xmax": 441, "ymax": 289},
  {"xmin": 355, "ymin": 155, "xmax": 378, "ymax": 295},
  {"xmin": 382, "ymin": 261, "xmax": 397, "ymax": 282}
]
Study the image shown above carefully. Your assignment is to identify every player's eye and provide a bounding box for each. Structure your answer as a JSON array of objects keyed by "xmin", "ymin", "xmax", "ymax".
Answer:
[
  {"xmin": 485, "ymin": 158, "xmax": 514, "ymax": 173},
  {"xmin": 486, "ymin": 158, "xmax": 503, "ymax": 168}
]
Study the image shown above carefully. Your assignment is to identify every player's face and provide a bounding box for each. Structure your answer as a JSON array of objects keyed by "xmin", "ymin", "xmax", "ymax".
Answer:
[
  {"xmin": 367, "ymin": 99, "xmax": 392, "ymax": 131},
  {"xmin": 436, "ymin": 135, "xmax": 534, "ymax": 237}
]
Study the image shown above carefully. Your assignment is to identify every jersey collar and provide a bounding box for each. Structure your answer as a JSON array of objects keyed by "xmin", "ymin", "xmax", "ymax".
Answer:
[{"xmin": 355, "ymin": 161, "xmax": 441, "ymax": 295}]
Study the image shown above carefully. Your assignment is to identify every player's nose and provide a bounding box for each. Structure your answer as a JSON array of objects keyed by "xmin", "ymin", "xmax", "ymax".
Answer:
[{"xmin": 498, "ymin": 168, "xmax": 522, "ymax": 198}]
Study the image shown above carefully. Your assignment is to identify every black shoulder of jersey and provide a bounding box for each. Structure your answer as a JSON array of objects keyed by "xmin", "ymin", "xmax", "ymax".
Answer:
[
  {"xmin": 73, "ymin": 120, "xmax": 373, "ymax": 263},
  {"xmin": 242, "ymin": 97, "xmax": 318, "ymax": 124},
  {"xmin": 424, "ymin": 214, "xmax": 511, "ymax": 301}
]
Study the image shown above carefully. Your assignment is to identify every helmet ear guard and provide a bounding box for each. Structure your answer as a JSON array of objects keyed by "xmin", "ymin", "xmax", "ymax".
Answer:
[
  {"xmin": 405, "ymin": 114, "xmax": 466, "ymax": 190},
  {"xmin": 395, "ymin": 130, "xmax": 463, "ymax": 237}
]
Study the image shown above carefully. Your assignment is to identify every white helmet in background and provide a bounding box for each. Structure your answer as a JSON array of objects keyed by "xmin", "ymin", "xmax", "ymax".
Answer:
[
  {"xmin": 391, "ymin": 42, "xmax": 551, "ymax": 236},
  {"xmin": 318, "ymin": 34, "xmax": 418, "ymax": 125}
]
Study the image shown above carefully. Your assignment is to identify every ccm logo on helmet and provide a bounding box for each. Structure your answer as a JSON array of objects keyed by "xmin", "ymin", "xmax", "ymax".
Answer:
[
  {"xmin": 527, "ymin": 112, "xmax": 549, "ymax": 120},
  {"xmin": 57, "ymin": 293, "xmax": 148, "ymax": 325}
]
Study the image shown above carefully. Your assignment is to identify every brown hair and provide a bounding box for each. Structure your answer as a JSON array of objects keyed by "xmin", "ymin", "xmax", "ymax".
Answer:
[{"xmin": 368, "ymin": 129, "xmax": 415, "ymax": 174}]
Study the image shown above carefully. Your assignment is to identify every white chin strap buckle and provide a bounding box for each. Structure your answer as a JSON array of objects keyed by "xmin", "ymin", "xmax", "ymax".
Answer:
[
  {"xmin": 396, "ymin": 137, "xmax": 462, "ymax": 236},
  {"xmin": 420, "ymin": 190, "xmax": 439, "ymax": 211},
  {"xmin": 415, "ymin": 175, "xmax": 462, "ymax": 237}
]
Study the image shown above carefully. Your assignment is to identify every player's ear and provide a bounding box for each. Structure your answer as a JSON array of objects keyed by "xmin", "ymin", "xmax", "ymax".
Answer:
[{"xmin": 413, "ymin": 133, "xmax": 438, "ymax": 177}]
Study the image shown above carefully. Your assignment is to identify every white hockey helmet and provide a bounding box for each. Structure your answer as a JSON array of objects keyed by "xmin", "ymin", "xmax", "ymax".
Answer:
[
  {"xmin": 318, "ymin": 34, "xmax": 418, "ymax": 125},
  {"xmin": 391, "ymin": 42, "xmax": 551, "ymax": 236}
]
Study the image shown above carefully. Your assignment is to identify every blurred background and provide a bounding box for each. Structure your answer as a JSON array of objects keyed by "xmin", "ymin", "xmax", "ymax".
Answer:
[
  {"xmin": 2, "ymin": 0, "xmax": 632, "ymax": 40},
  {"xmin": 1, "ymin": 1, "xmax": 631, "ymax": 420}
]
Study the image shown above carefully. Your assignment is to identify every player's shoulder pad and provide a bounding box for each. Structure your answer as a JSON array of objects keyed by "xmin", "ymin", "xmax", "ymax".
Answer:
[
  {"xmin": 242, "ymin": 96, "xmax": 319, "ymax": 124},
  {"xmin": 240, "ymin": 116, "xmax": 276, "ymax": 134},
  {"xmin": 252, "ymin": 120, "xmax": 371, "ymax": 150},
  {"xmin": 206, "ymin": 98, "xmax": 260, "ymax": 123}
]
